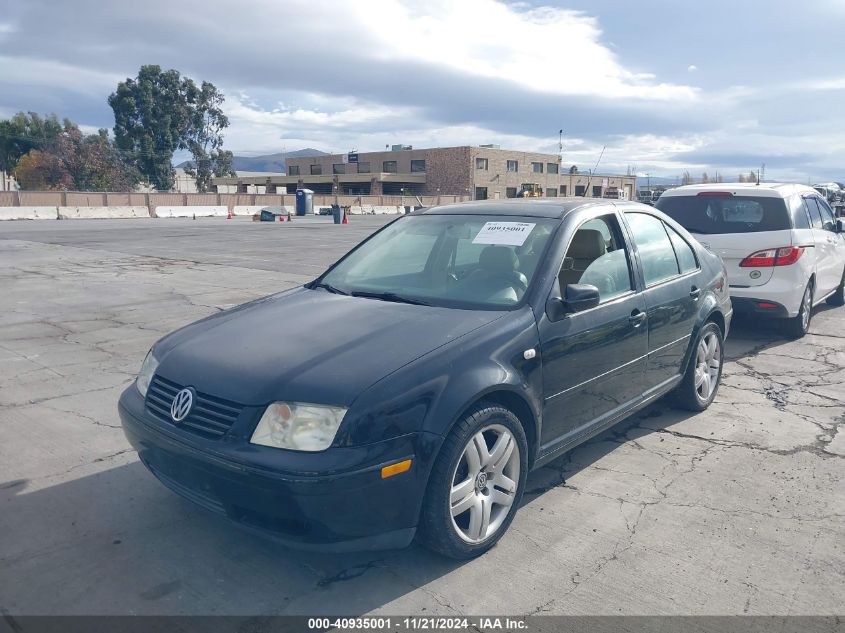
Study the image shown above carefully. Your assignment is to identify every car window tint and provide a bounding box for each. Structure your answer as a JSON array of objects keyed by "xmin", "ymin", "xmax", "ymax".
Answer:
[
  {"xmin": 580, "ymin": 218, "xmax": 612, "ymax": 243},
  {"xmin": 321, "ymin": 215, "xmax": 558, "ymax": 309},
  {"xmin": 790, "ymin": 195, "xmax": 811, "ymax": 229},
  {"xmin": 454, "ymin": 237, "xmax": 487, "ymax": 267},
  {"xmin": 345, "ymin": 230, "xmax": 439, "ymax": 278},
  {"xmin": 558, "ymin": 214, "xmax": 633, "ymax": 303},
  {"xmin": 817, "ymin": 197, "xmax": 837, "ymax": 231},
  {"xmin": 656, "ymin": 195, "xmax": 791, "ymax": 234},
  {"xmin": 805, "ymin": 197, "xmax": 824, "ymax": 229},
  {"xmin": 665, "ymin": 224, "xmax": 698, "ymax": 274},
  {"xmin": 625, "ymin": 212, "xmax": 681, "ymax": 285}
]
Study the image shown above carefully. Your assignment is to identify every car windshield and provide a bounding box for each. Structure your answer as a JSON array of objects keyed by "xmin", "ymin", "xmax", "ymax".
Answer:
[
  {"xmin": 316, "ymin": 214, "xmax": 558, "ymax": 309},
  {"xmin": 656, "ymin": 195, "xmax": 791, "ymax": 234}
]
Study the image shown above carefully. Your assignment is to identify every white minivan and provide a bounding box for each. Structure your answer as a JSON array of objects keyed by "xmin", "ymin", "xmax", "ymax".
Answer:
[{"xmin": 656, "ymin": 183, "xmax": 845, "ymax": 337}]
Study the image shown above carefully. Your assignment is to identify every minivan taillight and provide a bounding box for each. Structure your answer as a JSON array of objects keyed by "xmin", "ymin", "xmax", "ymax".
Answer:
[{"xmin": 739, "ymin": 246, "xmax": 804, "ymax": 267}]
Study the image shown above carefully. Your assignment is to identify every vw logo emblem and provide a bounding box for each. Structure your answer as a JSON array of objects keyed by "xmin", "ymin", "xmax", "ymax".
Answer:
[{"xmin": 170, "ymin": 388, "xmax": 193, "ymax": 423}]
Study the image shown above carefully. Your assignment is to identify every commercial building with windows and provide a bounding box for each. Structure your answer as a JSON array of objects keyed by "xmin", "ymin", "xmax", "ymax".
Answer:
[{"xmin": 211, "ymin": 145, "xmax": 636, "ymax": 200}]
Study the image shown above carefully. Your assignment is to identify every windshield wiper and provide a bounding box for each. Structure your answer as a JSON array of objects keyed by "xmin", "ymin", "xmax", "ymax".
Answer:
[
  {"xmin": 311, "ymin": 281, "xmax": 349, "ymax": 295},
  {"xmin": 350, "ymin": 291, "xmax": 430, "ymax": 306}
]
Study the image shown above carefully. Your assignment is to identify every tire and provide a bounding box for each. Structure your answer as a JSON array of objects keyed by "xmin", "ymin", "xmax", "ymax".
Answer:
[
  {"xmin": 418, "ymin": 402, "xmax": 528, "ymax": 560},
  {"xmin": 785, "ymin": 282, "xmax": 813, "ymax": 338},
  {"xmin": 826, "ymin": 269, "xmax": 844, "ymax": 306},
  {"xmin": 673, "ymin": 321, "xmax": 724, "ymax": 412}
]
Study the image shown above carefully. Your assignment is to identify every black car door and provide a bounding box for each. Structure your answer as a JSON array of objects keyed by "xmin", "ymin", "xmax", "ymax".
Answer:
[
  {"xmin": 538, "ymin": 211, "xmax": 648, "ymax": 456},
  {"xmin": 623, "ymin": 211, "xmax": 702, "ymax": 394}
]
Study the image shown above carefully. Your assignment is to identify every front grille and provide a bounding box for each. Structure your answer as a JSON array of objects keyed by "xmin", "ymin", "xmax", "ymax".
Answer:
[{"xmin": 146, "ymin": 375, "xmax": 243, "ymax": 439}]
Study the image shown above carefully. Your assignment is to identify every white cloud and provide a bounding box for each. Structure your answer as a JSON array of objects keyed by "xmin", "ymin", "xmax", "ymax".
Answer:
[
  {"xmin": 339, "ymin": 0, "xmax": 697, "ymax": 101},
  {"xmin": 688, "ymin": 65, "xmax": 698, "ymax": 72}
]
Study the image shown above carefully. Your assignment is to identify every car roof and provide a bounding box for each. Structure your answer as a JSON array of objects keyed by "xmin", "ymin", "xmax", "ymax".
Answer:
[
  {"xmin": 658, "ymin": 182, "xmax": 816, "ymax": 199},
  {"xmin": 417, "ymin": 197, "xmax": 618, "ymax": 219}
]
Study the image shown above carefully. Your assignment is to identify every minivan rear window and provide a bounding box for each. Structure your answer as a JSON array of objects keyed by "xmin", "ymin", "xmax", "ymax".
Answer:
[{"xmin": 656, "ymin": 195, "xmax": 791, "ymax": 234}]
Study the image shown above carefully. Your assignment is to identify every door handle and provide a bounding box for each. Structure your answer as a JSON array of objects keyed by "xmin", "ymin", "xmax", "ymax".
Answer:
[
  {"xmin": 628, "ymin": 310, "xmax": 646, "ymax": 327},
  {"xmin": 689, "ymin": 286, "xmax": 701, "ymax": 299}
]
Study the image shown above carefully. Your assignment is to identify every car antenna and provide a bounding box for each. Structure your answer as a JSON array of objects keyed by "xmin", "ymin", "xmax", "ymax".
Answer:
[{"xmin": 583, "ymin": 145, "xmax": 606, "ymax": 196}]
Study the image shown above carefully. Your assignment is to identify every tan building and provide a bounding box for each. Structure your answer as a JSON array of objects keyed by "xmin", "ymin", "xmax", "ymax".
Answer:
[{"xmin": 211, "ymin": 145, "xmax": 636, "ymax": 200}]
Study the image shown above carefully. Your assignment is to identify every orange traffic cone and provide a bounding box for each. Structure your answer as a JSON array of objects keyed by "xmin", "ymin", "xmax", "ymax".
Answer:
[
  {"xmin": 278, "ymin": 214, "xmax": 284, "ymax": 222},
  {"xmin": 342, "ymin": 208, "xmax": 348, "ymax": 224},
  {"xmin": 226, "ymin": 209, "xmax": 232, "ymax": 219}
]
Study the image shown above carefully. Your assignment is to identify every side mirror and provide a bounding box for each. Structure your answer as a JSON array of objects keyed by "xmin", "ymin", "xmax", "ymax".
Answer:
[
  {"xmin": 546, "ymin": 284, "xmax": 600, "ymax": 321},
  {"xmin": 564, "ymin": 283, "xmax": 601, "ymax": 312}
]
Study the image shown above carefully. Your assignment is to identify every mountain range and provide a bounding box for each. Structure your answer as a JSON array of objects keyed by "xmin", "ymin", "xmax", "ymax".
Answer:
[{"xmin": 178, "ymin": 148, "xmax": 327, "ymax": 173}]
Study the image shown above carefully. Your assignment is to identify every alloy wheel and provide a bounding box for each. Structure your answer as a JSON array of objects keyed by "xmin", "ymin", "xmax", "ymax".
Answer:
[
  {"xmin": 694, "ymin": 331, "xmax": 721, "ymax": 402},
  {"xmin": 801, "ymin": 286, "xmax": 812, "ymax": 332},
  {"xmin": 449, "ymin": 424, "xmax": 520, "ymax": 544}
]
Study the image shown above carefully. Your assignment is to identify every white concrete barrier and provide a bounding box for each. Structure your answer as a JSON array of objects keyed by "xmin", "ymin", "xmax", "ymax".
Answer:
[
  {"xmin": 154, "ymin": 206, "xmax": 228, "ymax": 218},
  {"xmin": 58, "ymin": 206, "xmax": 150, "ymax": 220},
  {"xmin": 350, "ymin": 205, "xmax": 399, "ymax": 214},
  {"xmin": 0, "ymin": 206, "xmax": 58, "ymax": 220}
]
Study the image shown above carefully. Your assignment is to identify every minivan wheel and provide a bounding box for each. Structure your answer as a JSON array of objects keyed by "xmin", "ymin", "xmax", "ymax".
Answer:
[
  {"xmin": 785, "ymin": 283, "xmax": 813, "ymax": 338},
  {"xmin": 418, "ymin": 403, "xmax": 528, "ymax": 560},
  {"xmin": 826, "ymin": 270, "xmax": 844, "ymax": 307},
  {"xmin": 673, "ymin": 321, "xmax": 724, "ymax": 412}
]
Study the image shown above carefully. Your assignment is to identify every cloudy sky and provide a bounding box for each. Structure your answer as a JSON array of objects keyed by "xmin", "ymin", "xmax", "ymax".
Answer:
[{"xmin": 1, "ymin": 0, "xmax": 844, "ymax": 182}]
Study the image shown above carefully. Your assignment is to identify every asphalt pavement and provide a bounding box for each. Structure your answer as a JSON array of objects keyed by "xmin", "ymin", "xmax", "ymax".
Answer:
[{"xmin": 0, "ymin": 216, "xmax": 843, "ymax": 615}]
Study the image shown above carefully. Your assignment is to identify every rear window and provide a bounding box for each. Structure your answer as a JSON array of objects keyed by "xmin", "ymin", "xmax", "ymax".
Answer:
[{"xmin": 656, "ymin": 195, "xmax": 791, "ymax": 234}]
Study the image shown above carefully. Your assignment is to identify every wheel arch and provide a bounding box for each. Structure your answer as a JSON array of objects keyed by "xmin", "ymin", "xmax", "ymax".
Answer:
[{"xmin": 451, "ymin": 387, "xmax": 540, "ymax": 471}]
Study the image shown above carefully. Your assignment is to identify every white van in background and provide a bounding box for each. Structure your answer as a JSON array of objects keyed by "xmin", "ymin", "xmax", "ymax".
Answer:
[{"xmin": 656, "ymin": 183, "xmax": 845, "ymax": 338}]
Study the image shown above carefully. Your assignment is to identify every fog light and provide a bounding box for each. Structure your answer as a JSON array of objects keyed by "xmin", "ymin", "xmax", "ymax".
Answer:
[{"xmin": 381, "ymin": 459, "xmax": 413, "ymax": 479}]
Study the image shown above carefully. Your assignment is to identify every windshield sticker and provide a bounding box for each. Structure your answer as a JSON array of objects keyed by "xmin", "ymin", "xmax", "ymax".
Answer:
[{"xmin": 472, "ymin": 222, "xmax": 536, "ymax": 246}]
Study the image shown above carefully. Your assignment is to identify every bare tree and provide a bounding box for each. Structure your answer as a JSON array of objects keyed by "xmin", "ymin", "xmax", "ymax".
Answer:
[{"xmin": 681, "ymin": 171, "xmax": 693, "ymax": 185}]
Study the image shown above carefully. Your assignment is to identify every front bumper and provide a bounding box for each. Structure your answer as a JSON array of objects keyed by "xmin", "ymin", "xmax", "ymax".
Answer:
[{"xmin": 118, "ymin": 385, "xmax": 439, "ymax": 552}]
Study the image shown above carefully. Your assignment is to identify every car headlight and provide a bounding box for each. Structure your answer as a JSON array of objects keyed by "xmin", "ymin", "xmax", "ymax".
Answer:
[
  {"xmin": 250, "ymin": 402, "xmax": 347, "ymax": 452},
  {"xmin": 136, "ymin": 350, "xmax": 159, "ymax": 398}
]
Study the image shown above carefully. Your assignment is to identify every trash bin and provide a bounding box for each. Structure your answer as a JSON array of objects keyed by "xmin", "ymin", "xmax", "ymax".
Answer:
[
  {"xmin": 295, "ymin": 189, "xmax": 314, "ymax": 216},
  {"xmin": 331, "ymin": 204, "xmax": 342, "ymax": 224}
]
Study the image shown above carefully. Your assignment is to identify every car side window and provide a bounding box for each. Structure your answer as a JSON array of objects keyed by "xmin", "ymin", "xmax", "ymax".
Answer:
[
  {"xmin": 625, "ymin": 212, "xmax": 681, "ymax": 286},
  {"xmin": 558, "ymin": 214, "xmax": 634, "ymax": 303},
  {"xmin": 664, "ymin": 224, "xmax": 698, "ymax": 274},
  {"xmin": 805, "ymin": 197, "xmax": 824, "ymax": 229},
  {"xmin": 817, "ymin": 197, "xmax": 837, "ymax": 231},
  {"xmin": 790, "ymin": 195, "xmax": 811, "ymax": 229}
]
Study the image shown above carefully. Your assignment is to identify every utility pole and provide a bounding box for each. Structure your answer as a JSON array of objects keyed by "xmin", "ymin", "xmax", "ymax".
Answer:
[{"xmin": 558, "ymin": 129, "xmax": 564, "ymax": 165}]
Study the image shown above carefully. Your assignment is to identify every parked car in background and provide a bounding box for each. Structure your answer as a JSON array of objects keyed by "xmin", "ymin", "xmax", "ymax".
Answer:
[
  {"xmin": 603, "ymin": 187, "xmax": 628, "ymax": 200},
  {"xmin": 119, "ymin": 198, "xmax": 731, "ymax": 559},
  {"xmin": 637, "ymin": 190, "xmax": 662, "ymax": 205},
  {"xmin": 812, "ymin": 184, "xmax": 842, "ymax": 205},
  {"xmin": 657, "ymin": 183, "xmax": 845, "ymax": 337}
]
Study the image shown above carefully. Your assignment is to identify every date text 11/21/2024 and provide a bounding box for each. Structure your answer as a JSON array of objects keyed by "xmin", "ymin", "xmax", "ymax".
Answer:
[{"xmin": 306, "ymin": 617, "xmax": 529, "ymax": 630}]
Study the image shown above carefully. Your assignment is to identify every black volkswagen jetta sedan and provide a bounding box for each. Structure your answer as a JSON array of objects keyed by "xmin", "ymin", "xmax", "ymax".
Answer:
[{"xmin": 119, "ymin": 199, "xmax": 732, "ymax": 559}]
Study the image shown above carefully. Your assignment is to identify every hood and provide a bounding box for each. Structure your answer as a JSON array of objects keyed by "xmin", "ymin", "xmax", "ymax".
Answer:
[{"xmin": 154, "ymin": 287, "xmax": 505, "ymax": 406}]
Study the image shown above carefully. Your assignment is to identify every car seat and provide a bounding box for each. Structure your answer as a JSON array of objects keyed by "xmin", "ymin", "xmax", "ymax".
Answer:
[{"xmin": 559, "ymin": 229, "xmax": 606, "ymax": 288}]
